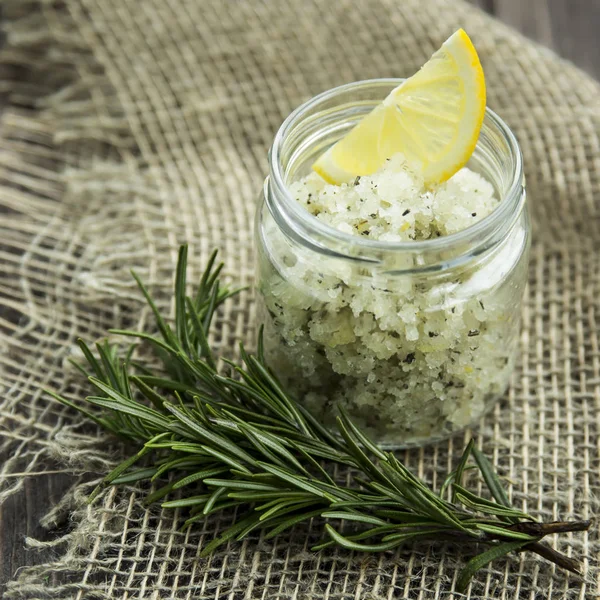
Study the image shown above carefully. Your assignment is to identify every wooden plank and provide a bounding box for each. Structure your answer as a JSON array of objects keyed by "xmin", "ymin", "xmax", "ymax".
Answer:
[
  {"xmin": 469, "ymin": 0, "xmax": 495, "ymax": 10},
  {"xmin": 468, "ymin": 0, "xmax": 600, "ymax": 79},
  {"xmin": 492, "ymin": 0, "xmax": 554, "ymax": 47},
  {"xmin": 546, "ymin": 0, "xmax": 600, "ymax": 79},
  {"xmin": 0, "ymin": 469, "xmax": 77, "ymax": 591}
]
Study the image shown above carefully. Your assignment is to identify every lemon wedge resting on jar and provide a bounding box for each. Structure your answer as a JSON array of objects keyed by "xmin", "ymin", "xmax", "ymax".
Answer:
[{"xmin": 312, "ymin": 28, "xmax": 486, "ymax": 186}]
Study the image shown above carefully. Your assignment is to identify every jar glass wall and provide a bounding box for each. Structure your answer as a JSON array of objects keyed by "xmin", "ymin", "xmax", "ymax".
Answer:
[{"xmin": 255, "ymin": 80, "xmax": 530, "ymax": 448}]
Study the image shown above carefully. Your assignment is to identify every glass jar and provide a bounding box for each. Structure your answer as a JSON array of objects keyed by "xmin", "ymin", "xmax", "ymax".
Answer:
[{"xmin": 255, "ymin": 79, "xmax": 530, "ymax": 448}]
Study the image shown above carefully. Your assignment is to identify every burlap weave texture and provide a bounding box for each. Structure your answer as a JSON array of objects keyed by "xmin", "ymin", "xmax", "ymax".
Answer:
[{"xmin": 0, "ymin": 0, "xmax": 599, "ymax": 598}]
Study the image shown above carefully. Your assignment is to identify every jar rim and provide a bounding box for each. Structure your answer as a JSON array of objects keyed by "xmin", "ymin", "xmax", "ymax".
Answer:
[{"xmin": 268, "ymin": 78, "xmax": 525, "ymax": 257}]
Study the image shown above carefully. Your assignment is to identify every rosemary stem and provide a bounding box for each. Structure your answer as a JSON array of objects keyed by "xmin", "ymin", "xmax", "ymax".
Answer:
[
  {"xmin": 509, "ymin": 520, "xmax": 592, "ymax": 536},
  {"xmin": 429, "ymin": 532, "xmax": 583, "ymax": 575},
  {"xmin": 522, "ymin": 542, "xmax": 582, "ymax": 575}
]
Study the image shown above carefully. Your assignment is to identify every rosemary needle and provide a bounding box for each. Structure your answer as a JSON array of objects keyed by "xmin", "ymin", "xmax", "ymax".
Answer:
[{"xmin": 50, "ymin": 244, "xmax": 590, "ymax": 592}]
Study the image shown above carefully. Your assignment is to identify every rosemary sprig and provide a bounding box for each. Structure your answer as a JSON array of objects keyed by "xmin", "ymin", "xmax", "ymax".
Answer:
[{"xmin": 49, "ymin": 245, "xmax": 590, "ymax": 592}]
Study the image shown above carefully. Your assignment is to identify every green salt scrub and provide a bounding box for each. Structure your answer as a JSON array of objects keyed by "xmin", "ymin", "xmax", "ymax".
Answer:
[{"xmin": 257, "ymin": 154, "xmax": 524, "ymax": 445}]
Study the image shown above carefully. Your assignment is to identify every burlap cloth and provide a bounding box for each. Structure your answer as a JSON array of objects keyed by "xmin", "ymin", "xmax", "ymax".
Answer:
[{"xmin": 0, "ymin": 0, "xmax": 599, "ymax": 598}]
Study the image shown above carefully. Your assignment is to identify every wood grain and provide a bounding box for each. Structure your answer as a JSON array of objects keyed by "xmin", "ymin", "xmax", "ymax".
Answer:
[
  {"xmin": 0, "ymin": 469, "xmax": 77, "ymax": 592},
  {"xmin": 1, "ymin": 0, "xmax": 598, "ymax": 590},
  {"xmin": 469, "ymin": 0, "xmax": 600, "ymax": 79}
]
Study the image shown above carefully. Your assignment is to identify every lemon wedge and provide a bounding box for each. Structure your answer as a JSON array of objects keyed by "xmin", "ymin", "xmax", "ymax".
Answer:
[{"xmin": 312, "ymin": 29, "xmax": 486, "ymax": 186}]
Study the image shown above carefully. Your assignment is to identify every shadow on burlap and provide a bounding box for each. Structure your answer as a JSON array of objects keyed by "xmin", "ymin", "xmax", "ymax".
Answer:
[{"xmin": 0, "ymin": 0, "xmax": 599, "ymax": 598}]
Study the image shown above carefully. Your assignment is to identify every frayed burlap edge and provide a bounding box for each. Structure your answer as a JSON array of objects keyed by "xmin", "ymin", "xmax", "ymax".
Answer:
[{"xmin": 0, "ymin": 0, "xmax": 136, "ymax": 506}]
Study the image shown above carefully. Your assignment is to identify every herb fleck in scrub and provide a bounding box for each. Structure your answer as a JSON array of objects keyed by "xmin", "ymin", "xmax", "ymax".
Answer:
[{"xmin": 255, "ymin": 30, "xmax": 530, "ymax": 446}]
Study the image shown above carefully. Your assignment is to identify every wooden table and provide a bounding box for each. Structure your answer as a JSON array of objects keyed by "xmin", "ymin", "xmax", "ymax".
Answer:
[
  {"xmin": 1, "ymin": 0, "xmax": 599, "ymax": 591},
  {"xmin": 472, "ymin": 0, "xmax": 600, "ymax": 79}
]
